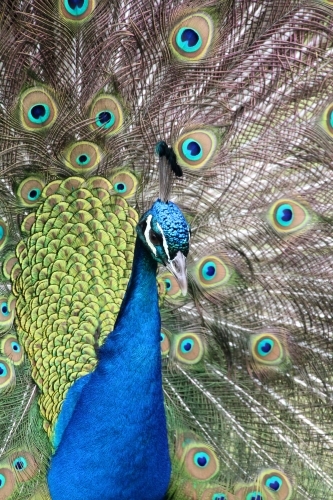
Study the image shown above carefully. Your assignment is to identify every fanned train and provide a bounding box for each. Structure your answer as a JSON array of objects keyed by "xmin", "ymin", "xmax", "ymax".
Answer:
[{"xmin": 0, "ymin": 0, "xmax": 333, "ymax": 499}]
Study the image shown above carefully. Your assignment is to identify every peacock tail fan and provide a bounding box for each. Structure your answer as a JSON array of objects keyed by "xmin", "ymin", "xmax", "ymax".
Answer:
[{"xmin": 0, "ymin": 0, "xmax": 332, "ymax": 498}]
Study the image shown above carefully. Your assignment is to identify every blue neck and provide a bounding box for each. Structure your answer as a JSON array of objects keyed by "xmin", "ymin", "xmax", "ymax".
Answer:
[{"xmin": 48, "ymin": 238, "xmax": 171, "ymax": 500}]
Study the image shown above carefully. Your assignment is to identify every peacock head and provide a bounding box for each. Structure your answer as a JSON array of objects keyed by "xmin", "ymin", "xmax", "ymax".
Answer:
[{"xmin": 137, "ymin": 199, "xmax": 190, "ymax": 295}]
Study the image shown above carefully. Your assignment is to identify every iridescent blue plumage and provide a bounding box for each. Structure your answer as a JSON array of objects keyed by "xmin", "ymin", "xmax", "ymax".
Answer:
[
  {"xmin": 138, "ymin": 200, "xmax": 190, "ymax": 260},
  {"xmin": 48, "ymin": 200, "xmax": 190, "ymax": 500}
]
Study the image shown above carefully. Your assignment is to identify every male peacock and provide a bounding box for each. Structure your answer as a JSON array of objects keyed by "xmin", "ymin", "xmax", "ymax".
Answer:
[{"xmin": 0, "ymin": 0, "xmax": 333, "ymax": 499}]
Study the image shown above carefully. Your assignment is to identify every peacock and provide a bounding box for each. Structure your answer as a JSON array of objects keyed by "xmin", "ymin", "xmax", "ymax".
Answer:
[{"xmin": 0, "ymin": 0, "xmax": 332, "ymax": 498}]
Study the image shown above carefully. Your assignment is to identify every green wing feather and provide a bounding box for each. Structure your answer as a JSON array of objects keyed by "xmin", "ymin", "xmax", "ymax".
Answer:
[{"xmin": 14, "ymin": 176, "xmax": 137, "ymax": 437}]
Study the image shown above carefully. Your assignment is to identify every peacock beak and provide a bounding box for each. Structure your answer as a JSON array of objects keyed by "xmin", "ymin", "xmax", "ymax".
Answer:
[{"xmin": 165, "ymin": 251, "xmax": 187, "ymax": 296}]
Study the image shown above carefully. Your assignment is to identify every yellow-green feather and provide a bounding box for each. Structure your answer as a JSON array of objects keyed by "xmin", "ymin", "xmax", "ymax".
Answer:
[{"xmin": 13, "ymin": 176, "xmax": 137, "ymax": 437}]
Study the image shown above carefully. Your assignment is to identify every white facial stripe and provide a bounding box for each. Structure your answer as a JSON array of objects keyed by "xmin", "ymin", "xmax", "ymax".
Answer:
[
  {"xmin": 157, "ymin": 222, "xmax": 170, "ymax": 260},
  {"xmin": 144, "ymin": 214, "xmax": 157, "ymax": 256}
]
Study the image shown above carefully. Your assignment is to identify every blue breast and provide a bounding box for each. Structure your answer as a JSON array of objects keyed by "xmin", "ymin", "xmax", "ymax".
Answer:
[{"xmin": 48, "ymin": 239, "xmax": 171, "ymax": 499}]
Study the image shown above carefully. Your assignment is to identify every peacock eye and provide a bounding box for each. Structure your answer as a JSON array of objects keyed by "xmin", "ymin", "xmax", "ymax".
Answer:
[
  {"xmin": 8, "ymin": 450, "xmax": 39, "ymax": 483},
  {"xmin": 13, "ymin": 457, "xmax": 27, "ymax": 471},
  {"xmin": 0, "ymin": 358, "xmax": 14, "ymax": 389},
  {"xmin": 257, "ymin": 338, "xmax": 274, "ymax": 356},
  {"xmin": 1, "ymin": 303, "xmax": 9, "ymax": 316},
  {"xmin": 11, "ymin": 342, "xmax": 20, "ymax": 352},
  {"xmin": 268, "ymin": 198, "xmax": 310, "ymax": 234},
  {"xmin": 183, "ymin": 444, "xmax": 219, "ymax": 480},
  {"xmin": 149, "ymin": 230, "xmax": 162, "ymax": 246},
  {"xmin": 89, "ymin": 95, "xmax": 123, "ymax": 135},
  {"xmin": 194, "ymin": 451, "xmax": 210, "ymax": 467},
  {"xmin": 180, "ymin": 338, "xmax": 194, "ymax": 353},
  {"xmin": 0, "ymin": 220, "xmax": 7, "ymax": 249},
  {"xmin": 76, "ymin": 154, "xmax": 90, "ymax": 165},
  {"xmin": 160, "ymin": 329, "xmax": 171, "ymax": 356},
  {"xmin": 245, "ymin": 493, "xmax": 262, "ymax": 500},
  {"xmin": 165, "ymin": 279, "xmax": 171, "ymax": 290},
  {"xmin": 17, "ymin": 177, "xmax": 45, "ymax": 207},
  {"xmin": 20, "ymin": 88, "xmax": 58, "ymax": 131},
  {"xmin": 28, "ymin": 104, "xmax": 50, "ymax": 124},
  {"xmin": 60, "ymin": 0, "xmax": 95, "ymax": 21},
  {"xmin": 0, "ymin": 468, "xmax": 15, "ymax": 497},
  {"xmin": 175, "ymin": 129, "xmax": 217, "ymax": 170},
  {"xmin": 95, "ymin": 110, "xmax": 115, "ymax": 129},
  {"xmin": 110, "ymin": 171, "xmax": 138, "ymax": 199},
  {"xmin": 258, "ymin": 469, "xmax": 293, "ymax": 498},
  {"xmin": 250, "ymin": 333, "xmax": 286, "ymax": 367},
  {"xmin": 0, "ymin": 473, "xmax": 6, "ymax": 489},
  {"xmin": 170, "ymin": 13, "xmax": 214, "ymax": 61},
  {"xmin": 173, "ymin": 333, "xmax": 205, "ymax": 364},
  {"xmin": 63, "ymin": 141, "xmax": 102, "ymax": 174},
  {"xmin": 265, "ymin": 475, "xmax": 282, "ymax": 491},
  {"xmin": 182, "ymin": 139, "xmax": 203, "ymax": 160},
  {"xmin": 0, "ymin": 363, "xmax": 8, "ymax": 377},
  {"xmin": 177, "ymin": 27, "xmax": 202, "ymax": 52},
  {"xmin": 2, "ymin": 335, "xmax": 24, "ymax": 366}
]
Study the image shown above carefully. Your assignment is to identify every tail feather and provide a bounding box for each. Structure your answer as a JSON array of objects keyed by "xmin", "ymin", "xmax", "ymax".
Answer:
[{"xmin": 0, "ymin": 0, "xmax": 333, "ymax": 498}]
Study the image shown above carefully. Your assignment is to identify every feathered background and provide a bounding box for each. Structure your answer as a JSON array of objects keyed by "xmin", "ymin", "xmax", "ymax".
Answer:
[{"xmin": 0, "ymin": 0, "xmax": 332, "ymax": 498}]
